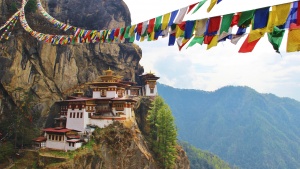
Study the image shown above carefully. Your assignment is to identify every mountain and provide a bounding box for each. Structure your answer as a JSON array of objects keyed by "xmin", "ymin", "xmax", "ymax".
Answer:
[
  {"xmin": 158, "ymin": 83, "xmax": 300, "ymax": 169},
  {"xmin": 180, "ymin": 141, "xmax": 235, "ymax": 169}
]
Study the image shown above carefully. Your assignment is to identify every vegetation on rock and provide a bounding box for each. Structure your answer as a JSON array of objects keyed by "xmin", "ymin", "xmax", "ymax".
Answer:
[
  {"xmin": 180, "ymin": 141, "xmax": 236, "ymax": 169},
  {"xmin": 147, "ymin": 96, "xmax": 178, "ymax": 169}
]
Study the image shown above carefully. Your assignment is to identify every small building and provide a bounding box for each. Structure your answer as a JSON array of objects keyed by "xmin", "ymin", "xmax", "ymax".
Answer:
[
  {"xmin": 41, "ymin": 128, "xmax": 82, "ymax": 151},
  {"xmin": 140, "ymin": 72, "xmax": 160, "ymax": 96},
  {"xmin": 32, "ymin": 137, "xmax": 47, "ymax": 149}
]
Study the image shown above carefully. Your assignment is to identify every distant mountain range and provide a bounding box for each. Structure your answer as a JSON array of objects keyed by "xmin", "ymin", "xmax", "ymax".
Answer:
[{"xmin": 158, "ymin": 83, "xmax": 300, "ymax": 169}]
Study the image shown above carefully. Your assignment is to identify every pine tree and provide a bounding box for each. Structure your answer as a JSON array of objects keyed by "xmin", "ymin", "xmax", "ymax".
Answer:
[{"xmin": 147, "ymin": 96, "xmax": 177, "ymax": 169}]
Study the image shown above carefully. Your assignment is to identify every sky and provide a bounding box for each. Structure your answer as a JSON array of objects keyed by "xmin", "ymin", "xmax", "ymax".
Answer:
[{"xmin": 123, "ymin": 0, "xmax": 300, "ymax": 101}]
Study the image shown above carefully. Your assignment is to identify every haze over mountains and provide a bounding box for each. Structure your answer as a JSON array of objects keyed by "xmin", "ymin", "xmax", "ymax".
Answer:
[{"xmin": 158, "ymin": 83, "xmax": 300, "ymax": 169}]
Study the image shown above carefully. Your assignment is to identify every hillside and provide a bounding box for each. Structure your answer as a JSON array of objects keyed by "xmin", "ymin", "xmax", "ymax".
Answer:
[
  {"xmin": 158, "ymin": 83, "xmax": 300, "ymax": 169},
  {"xmin": 180, "ymin": 141, "xmax": 235, "ymax": 169}
]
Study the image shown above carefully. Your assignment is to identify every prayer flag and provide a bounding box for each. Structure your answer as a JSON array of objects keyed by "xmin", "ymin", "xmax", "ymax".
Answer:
[
  {"xmin": 249, "ymin": 28, "xmax": 266, "ymax": 42},
  {"xmin": 238, "ymin": 35, "xmax": 261, "ymax": 53},
  {"xmin": 185, "ymin": 20, "xmax": 195, "ymax": 39},
  {"xmin": 169, "ymin": 10, "xmax": 179, "ymax": 26},
  {"xmin": 175, "ymin": 7, "xmax": 188, "ymax": 24},
  {"xmin": 162, "ymin": 13, "xmax": 171, "ymax": 30},
  {"xmin": 193, "ymin": 0, "xmax": 207, "ymax": 14},
  {"xmin": 206, "ymin": 16, "xmax": 221, "ymax": 36},
  {"xmin": 187, "ymin": 36, "xmax": 204, "ymax": 48},
  {"xmin": 231, "ymin": 34, "xmax": 245, "ymax": 45},
  {"xmin": 219, "ymin": 13, "xmax": 234, "ymax": 35},
  {"xmin": 253, "ymin": 7, "xmax": 270, "ymax": 29},
  {"xmin": 195, "ymin": 19, "xmax": 208, "ymax": 36},
  {"xmin": 267, "ymin": 26, "xmax": 285, "ymax": 53},
  {"xmin": 148, "ymin": 18, "xmax": 155, "ymax": 33},
  {"xmin": 273, "ymin": 3, "xmax": 292, "ymax": 26},
  {"xmin": 155, "ymin": 16, "xmax": 163, "ymax": 31},
  {"xmin": 238, "ymin": 10, "xmax": 255, "ymax": 27},
  {"xmin": 231, "ymin": 14, "xmax": 240, "ymax": 27},
  {"xmin": 207, "ymin": 35, "xmax": 218, "ymax": 49},
  {"xmin": 207, "ymin": 0, "xmax": 217, "ymax": 12},
  {"xmin": 187, "ymin": 3, "xmax": 199, "ymax": 14},
  {"xmin": 287, "ymin": 25, "xmax": 300, "ymax": 52}
]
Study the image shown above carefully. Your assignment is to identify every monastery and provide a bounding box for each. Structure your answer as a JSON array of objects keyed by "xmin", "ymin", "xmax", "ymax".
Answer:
[{"xmin": 32, "ymin": 69, "xmax": 159, "ymax": 151}]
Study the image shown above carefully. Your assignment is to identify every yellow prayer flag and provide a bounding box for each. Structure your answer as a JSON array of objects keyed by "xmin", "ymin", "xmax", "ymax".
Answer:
[
  {"xmin": 175, "ymin": 25, "xmax": 184, "ymax": 38},
  {"xmin": 207, "ymin": 35, "xmax": 218, "ymax": 50},
  {"xmin": 129, "ymin": 25, "xmax": 136, "ymax": 36},
  {"xmin": 266, "ymin": 11, "xmax": 275, "ymax": 32},
  {"xmin": 207, "ymin": 0, "xmax": 217, "ymax": 12},
  {"xmin": 248, "ymin": 28, "xmax": 266, "ymax": 43},
  {"xmin": 273, "ymin": 3, "xmax": 291, "ymax": 26},
  {"xmin": 162, "ymin": 13, "xmax": 171, "ymax": 30},
  {"xmin": 287, "ymin": 29, "xmax": 300, "ymax": 52}
]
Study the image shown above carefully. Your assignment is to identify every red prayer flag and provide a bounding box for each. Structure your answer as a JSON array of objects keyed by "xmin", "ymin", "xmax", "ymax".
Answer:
[
  {"xmin": 231, "ymin": 13, "xmax": 241, "ymax": 27},
  {"xmin": 148, "ymin": 18, "xmax": 155, "ymax": 33},
  {"xmin": 204, "ymin": 35, "xmax": 214, "ymax": 44},
  {"xmin": 114, "ymin": 28, "xmax": 120, "ymax": 37},
  {"xmin": 207, "ymin": 16, "xmax": 221, "ymax": 35},
  {"xmin": 137, "ymin": 22, "xmax": 143, "ymax": 35},
  {"xmin": 238, "ymin": 35, "xmax": 261, "ymax": 53},
  {"xmin": 187, "ymin": 2, "xmax": 199, "ymax": 14}
]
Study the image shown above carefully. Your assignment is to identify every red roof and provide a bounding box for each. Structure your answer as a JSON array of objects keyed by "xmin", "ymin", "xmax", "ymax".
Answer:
[
  {"xmin": 43, "ymin": 128, "xmax": 72, "ymax": 133},
  {"xmin": 32, "ymin": 137, "xmax": 47, "ymax": 142},
  {"xmin": 67, "ymin": 135, "xmax": 80, "ymax": 139}
]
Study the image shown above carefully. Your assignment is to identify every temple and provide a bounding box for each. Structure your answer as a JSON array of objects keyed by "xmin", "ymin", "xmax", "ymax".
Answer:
[{"xmin": 32, "ymin": 69, "xmax": 160, "ymax": 151}]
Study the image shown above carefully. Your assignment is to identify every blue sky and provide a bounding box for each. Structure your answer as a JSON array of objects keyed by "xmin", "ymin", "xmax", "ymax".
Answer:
[{"xmin": 123, "ymin": 0, "xmax": 300, "ymax": 101}]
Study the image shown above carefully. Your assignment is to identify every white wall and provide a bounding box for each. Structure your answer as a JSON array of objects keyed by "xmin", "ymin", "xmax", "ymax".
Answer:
[
  {"xmin": 107, "ymin": 86, "xmax": 117, "ymax": 98},
  {"xmin": 145, "ymin": 84, "xmax": 158, "ymax": 96},
  {"xmin": 93, "ymin": 91, "xmax": 100, "ymax": 98},
  {"xmin": 66, "ymin": 142, "xmax": 82, "ymax": 151},
  {"xmin": 66, "ymin": 109, "xmax": 86, "ymax": 132},
  {"xmin": 45, "ymin": 135, "xmax": 67, "ymax": 150}
]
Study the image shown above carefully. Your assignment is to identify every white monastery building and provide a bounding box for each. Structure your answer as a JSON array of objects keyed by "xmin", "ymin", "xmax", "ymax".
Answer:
[{"xmin": 32, "ymin": 69, "xmax": 159, "ymax": 151}]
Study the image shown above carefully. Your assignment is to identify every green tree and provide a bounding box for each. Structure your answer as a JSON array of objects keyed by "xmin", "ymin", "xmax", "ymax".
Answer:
[
  {"xmin": 25, "ymin": 0, "xmax": 37, "ymax": 13},
  {"xmin": 148, "ymin": 96, "xmax": 177, "ymax": 169}
]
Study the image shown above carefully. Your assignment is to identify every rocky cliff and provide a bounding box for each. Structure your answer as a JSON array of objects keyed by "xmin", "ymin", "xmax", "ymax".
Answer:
[{"xmin": 0, "ymin": 0, "xmax": 143, "ymax": 123}]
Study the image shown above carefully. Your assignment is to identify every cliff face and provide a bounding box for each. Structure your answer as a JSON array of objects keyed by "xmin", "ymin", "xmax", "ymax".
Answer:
[{"xmin": 0, "ymin": 0, "xmax": 143, "ymax": 122}]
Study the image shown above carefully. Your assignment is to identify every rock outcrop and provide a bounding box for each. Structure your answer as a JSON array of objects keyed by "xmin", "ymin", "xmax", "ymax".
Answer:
[{"xmin": 0, "ymin": 0, "xmax": 143, "ymax": 123}]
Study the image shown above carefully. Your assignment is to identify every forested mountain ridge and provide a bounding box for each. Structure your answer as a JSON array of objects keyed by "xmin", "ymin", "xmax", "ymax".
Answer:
[{"xmin": 158, "ymin": 83, "xmax": 300, "ymax": 169}]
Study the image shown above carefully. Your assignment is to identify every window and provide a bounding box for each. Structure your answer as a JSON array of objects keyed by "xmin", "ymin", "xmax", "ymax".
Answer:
[
  {"xmin": 59, "ymin": 136, "xmax": 61, "ymax": 141},
  {"xmin": 77, "ymin": 112, "xmax": 79, "ymax": 118},
  {"xmin": 150, "ymin": 88, "xmax": 154, "ymax": 94},
  {"xmin": 70, "ymin": 112, "xmax": 72, "ymax": 118},
  {"xmin": 80, "ymin": 112, "xmax": 83, "ymax": 118},
  {"xmin": 56, "ymin": 135, "xmax": 58, "ymax": 140},
  {"xmin": 73, "ymin": 113, "xmax": 75, "ymax": 118},
  {"xmin": 48, "ymin": 134, "xmax": 51, "ymax": 140},
  {"xmin": 69, "ymin": 142, "xmax": 71, "ymax": 147},
  {"xmin": 88, "ymin": 113, "xmax": 91, "ymax": 118},
  {"xmin": 52, "ymin": 135, "xmax": 54, "ymax": 140}
]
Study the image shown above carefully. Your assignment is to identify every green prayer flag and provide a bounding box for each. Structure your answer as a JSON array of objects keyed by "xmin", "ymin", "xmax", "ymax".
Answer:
[
  {"xmin": 267, "ymin": 26, "xmax": 285, "ymax": 53},
  {"xmin": 124, "ymin": 26, "xmax": 131, "ymax": 39},
  {"xmin": 192, "ymin": 0, "xmax": 208, "ymax": 14},
  {"xmin": 187, "ymin": 36, "xmax": 204, "ymax": 48},
  {"xmin": 155, "ymin": 16, "xmax": 163, "ymax": 31},
  {"xmin": 219, "ymin": 13, "xmax": 234, "ymax": 34},
  {"xmin": 238, "ymin": 10, "xmax": 255, "ymax": 27},
  {"xmin": 129, "ymin": 34, "xmax": 135, "ymax": 43}
]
